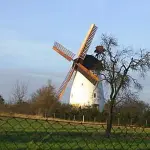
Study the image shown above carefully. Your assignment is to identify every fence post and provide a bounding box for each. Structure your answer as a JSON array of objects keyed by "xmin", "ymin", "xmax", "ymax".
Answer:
[
  {"xmin": 73, "ymin": 115, "xmax": 76, "ymax": 121},
  {"xmin": 130, "ymin": 118, "xmax": 133, "ymax": 125},
  {"xmin": 94, "ymin": 117, "xmax": 96, "ymax": 122},
  {"xmin": 118, "ymin": 118, "xmax": 120, "ymax": 126},
  {"xmin": 146, "ymin": 120, "xmax": 148, "ymax": 126},
  {"xmin": 53, "ymin": 113, "xmax": 55, "ymax": 119},
  {"xmin": 64, "ymin": 114, "xmax": 65, "ymax": 120},
  {"xmin": 82, "ymin": 115, "xmax": 84, "ymax": 122}
]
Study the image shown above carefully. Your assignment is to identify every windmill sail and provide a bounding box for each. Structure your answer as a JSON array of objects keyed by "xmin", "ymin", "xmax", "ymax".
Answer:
[
  {"xmin": 57, "ymin": 67, "xmax": 75, "ymax": 99},
  {"xmin": 77, "ymin": 63, "xmax": 99, "ymax": 85},
  {"xmin": 77, "ymin": 24, "xmax": 98, "ymax": 60},
  {"xmin": 53, "ymin": 42, "xmax": 75, "ymax": 61}
]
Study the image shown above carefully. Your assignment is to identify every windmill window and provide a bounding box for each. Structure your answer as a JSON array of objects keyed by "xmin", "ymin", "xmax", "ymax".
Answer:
[
  {"xmin": 81, "ymin": 83, "xmax": 83, "ymax": 86},
  {"xmin": 94, "ymin": 93, "xmax": 96, "ymax": 98}
]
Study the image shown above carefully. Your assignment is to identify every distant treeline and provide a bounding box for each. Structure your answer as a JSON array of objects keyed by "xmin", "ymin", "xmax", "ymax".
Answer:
[{"xmin": 0, "ymin": 81, "xmax": 150, "ymax": 127}]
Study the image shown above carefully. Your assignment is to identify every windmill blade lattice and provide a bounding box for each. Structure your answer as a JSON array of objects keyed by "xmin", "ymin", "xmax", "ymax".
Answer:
[
  {"xmin": 53, "ymin": 42, "xmax": 76, "ymax": 61},
  {"xmin": 57, "ymin": 67, "xmax": 75, "ymax": 99},
  {"xmin": 78, "ymin": 24, "xmax": 98, "ymax": 60}
]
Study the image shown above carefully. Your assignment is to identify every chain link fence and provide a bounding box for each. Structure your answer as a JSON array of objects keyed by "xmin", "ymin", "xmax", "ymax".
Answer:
[
  {"xmin": 0, "ymin": 114, "xmax": 150, "ymax": 150},
  {"xmin": 48, "ymin": 112, "xmax": 150, "ymax": 127}
]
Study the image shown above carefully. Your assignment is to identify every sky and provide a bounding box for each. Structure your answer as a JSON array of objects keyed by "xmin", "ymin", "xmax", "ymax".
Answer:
[{"xmin": 0, "ymin": 0, "xmax": 150, "ymax": 103}]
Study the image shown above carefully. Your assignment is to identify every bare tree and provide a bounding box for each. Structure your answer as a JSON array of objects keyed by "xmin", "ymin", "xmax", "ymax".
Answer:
[
  {"xmin": 95, "ymin": 34, "xmax": 150, "ymax": 137},
  {"xmin": 0, "ymin": 94, "xmax": 5, "ymax": 104},
  {"xmin": 11, "ymin": 80, "xmax": 28, "ymax": 104}
]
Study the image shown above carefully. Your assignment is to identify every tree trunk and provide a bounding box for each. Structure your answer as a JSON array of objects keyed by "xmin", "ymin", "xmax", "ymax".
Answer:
[{"xmin": 106, "ymin": 104, "xmax": 113, "ymax": 138}]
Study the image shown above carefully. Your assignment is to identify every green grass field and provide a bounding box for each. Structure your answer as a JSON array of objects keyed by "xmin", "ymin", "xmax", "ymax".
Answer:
[{"xmin": 0, "ymin": 115, "xmax": 150, "ymax": 150}]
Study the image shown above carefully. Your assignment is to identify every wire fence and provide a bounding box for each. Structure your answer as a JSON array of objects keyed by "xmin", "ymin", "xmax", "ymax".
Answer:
[
  {"xmin": 0, "ymin": 114, "xmax": 150, "ymax": 150},
  {"xmin": 48, "ymin": 113, "xmax": 150, "ymax": 127}
]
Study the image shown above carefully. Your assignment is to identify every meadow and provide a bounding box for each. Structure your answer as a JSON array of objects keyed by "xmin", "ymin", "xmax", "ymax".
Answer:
[{"xmin": 0, "ymin": 114, "xmax": 150, "ymax": 150}]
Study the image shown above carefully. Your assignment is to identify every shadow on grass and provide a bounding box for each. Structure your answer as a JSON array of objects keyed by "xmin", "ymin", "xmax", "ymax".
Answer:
[
  {"xmin": 0, "ymin": 131, "xmax": 150, "ymax": 142},
  {"xmin": 0, "ymin": 130, "xmax": 150, "ymax": 140},
  {"xmin": 0, "ymin": 131, "xmax": 149, "ymax": 150}
]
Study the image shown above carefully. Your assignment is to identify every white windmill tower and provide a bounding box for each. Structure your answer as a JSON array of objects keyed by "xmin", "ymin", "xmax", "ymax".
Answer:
[{"xmin": 52, "ymin": 24, "xmax": 105, "ymax": 111}]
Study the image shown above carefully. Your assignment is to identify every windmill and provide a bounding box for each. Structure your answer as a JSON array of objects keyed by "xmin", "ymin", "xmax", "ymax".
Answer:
[{"xmin": 52, "ymin": 24, "xmax": 105, "ymax": 110}]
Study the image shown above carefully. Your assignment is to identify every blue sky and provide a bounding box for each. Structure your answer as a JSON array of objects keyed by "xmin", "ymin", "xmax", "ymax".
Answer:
[{"xmin": 0, "ymin": 0, "xmax": 150, "ymax": 103}]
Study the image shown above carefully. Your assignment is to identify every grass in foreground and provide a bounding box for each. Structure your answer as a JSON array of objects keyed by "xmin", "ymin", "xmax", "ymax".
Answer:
[{"xmin": 0, "ymin": 115, "xmax": 150, "ymax": 150}]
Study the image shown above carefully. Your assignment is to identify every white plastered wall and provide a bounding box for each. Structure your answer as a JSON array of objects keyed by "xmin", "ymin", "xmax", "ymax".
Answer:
[{"xmin": 69, "ymin": 71, "xmax": 101, "ymax": 106}]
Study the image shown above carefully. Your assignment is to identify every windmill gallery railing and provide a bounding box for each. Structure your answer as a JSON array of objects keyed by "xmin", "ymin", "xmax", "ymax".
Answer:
[{"xmin": 0, "ymin": 114, "xmax": 150, "ymax": 150}]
